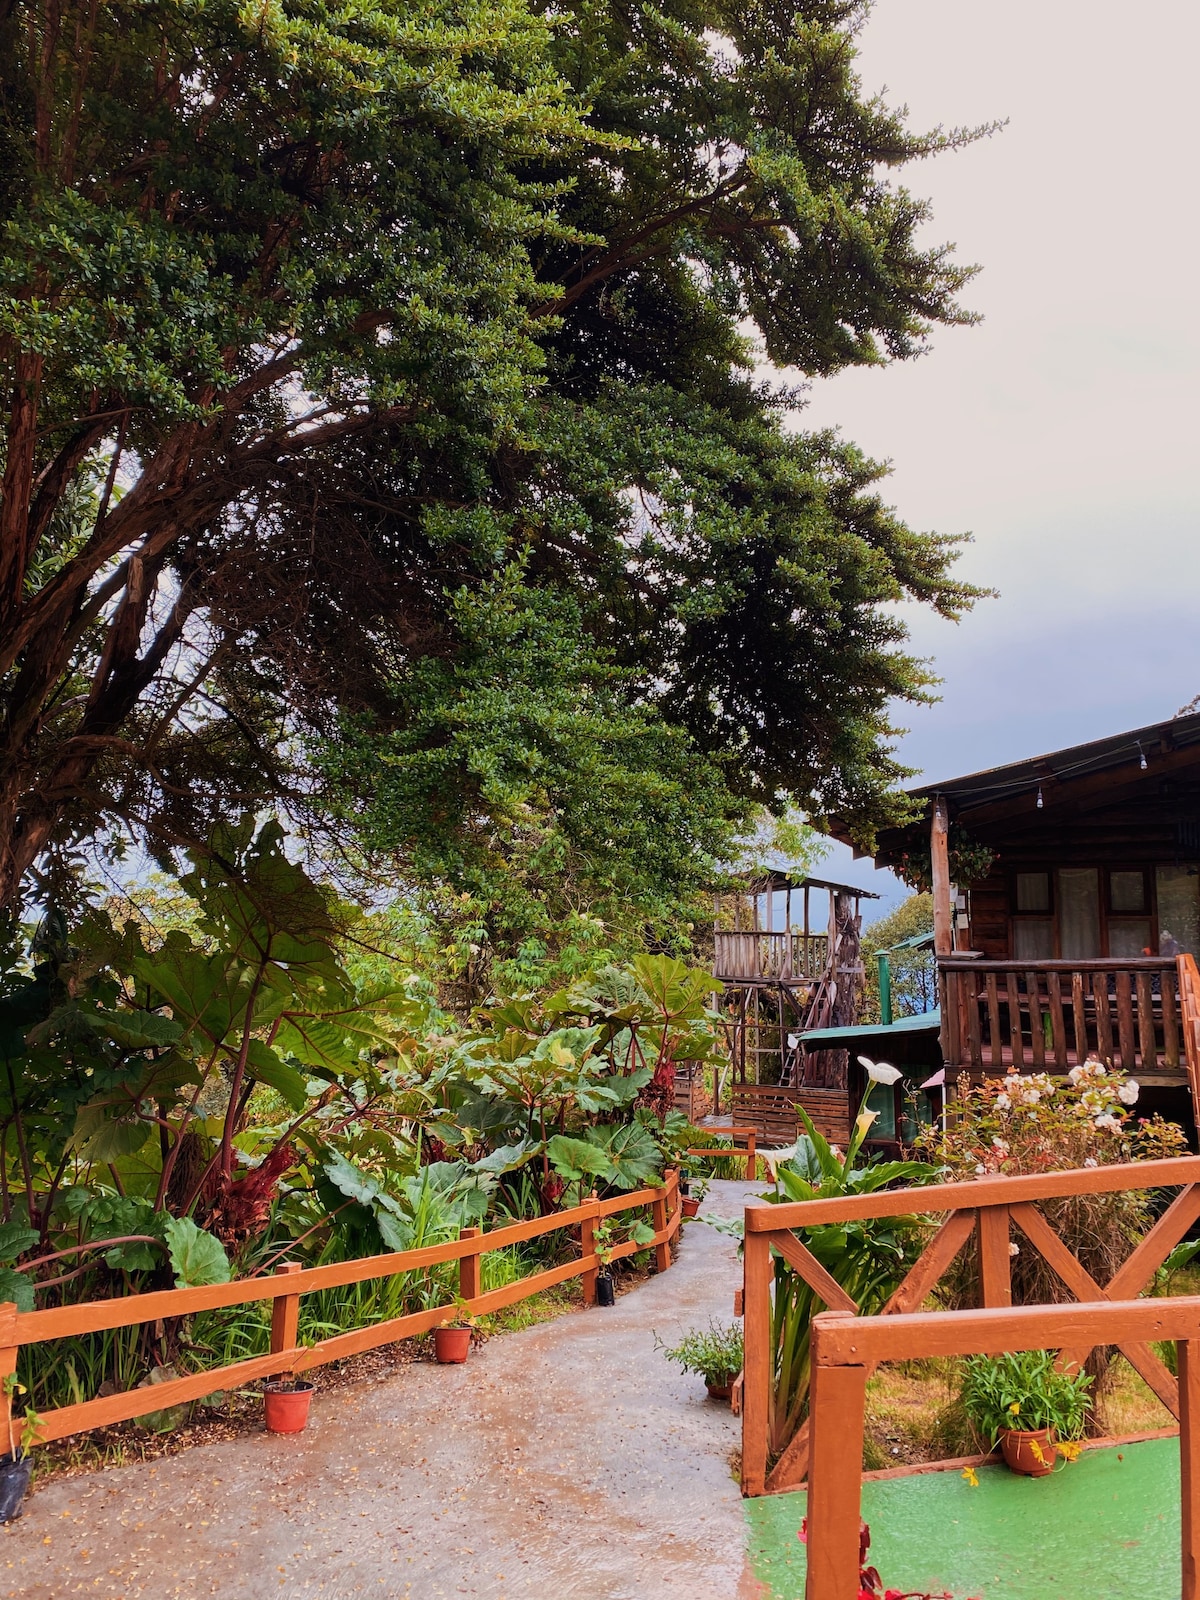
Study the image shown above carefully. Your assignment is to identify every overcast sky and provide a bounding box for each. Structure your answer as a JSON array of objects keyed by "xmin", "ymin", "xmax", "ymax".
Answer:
[{"xmin": 799, "ymin": 0, "xmax": 1200, "ymax": 915}]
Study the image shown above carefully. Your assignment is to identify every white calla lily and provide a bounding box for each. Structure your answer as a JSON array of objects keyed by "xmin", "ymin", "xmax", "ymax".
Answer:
[{"xmin": 858, "ymin": 1055, "xmax": 902, "ymax": 1086}]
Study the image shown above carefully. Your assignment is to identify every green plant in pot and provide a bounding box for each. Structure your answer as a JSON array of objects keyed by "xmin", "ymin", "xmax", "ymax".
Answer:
[
  {"xmin": 681, "ymin": 1166, "xmax": 709, "ymax": 1218},
  {"xmin": 961, "ymin": 1349, "xmax": 1091, "ymax": 1476},
  {"xmin": 659, "ymin": 1320, "xmax": 744, "ymax": 1400},
  {"xmin": 0, "ymin": 1376, "xmax": 41, "ymax": 1520},
  {"xmin": 434, "ymin": 1298, "xmax": 479, "ymax": 1364}
]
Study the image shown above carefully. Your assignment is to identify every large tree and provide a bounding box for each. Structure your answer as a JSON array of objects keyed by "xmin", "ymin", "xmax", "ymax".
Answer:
[{"xmin": 0, "ymin": 0, "xmax": 985, "ymax": 916}]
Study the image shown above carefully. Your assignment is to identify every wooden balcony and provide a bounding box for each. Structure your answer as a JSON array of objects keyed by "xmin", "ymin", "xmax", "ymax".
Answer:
[
  {"xmin": 939, "ymin": 956, "xmax": 1188, "ymax": 1080},
  {"xmin": 713, "ymin": 929, "xmax": 829, "ymax": 983}
]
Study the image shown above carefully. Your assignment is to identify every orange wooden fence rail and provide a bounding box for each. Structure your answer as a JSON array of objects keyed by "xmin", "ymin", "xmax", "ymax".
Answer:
[
  {"xmin": 0, "ymin": 1172, "xmax": 680, "ymax": 1446},
  {"xmin": 740, "ymin": 1155, "xmax": 1200, "ymax": 1497},
  {"xmin": 805, "ymin": 1296, "xmax": 1200, "ymax": 1600},
  {"xmin": 687, "ymin": 1127, "xmax": 758, "ymax": 1179}
]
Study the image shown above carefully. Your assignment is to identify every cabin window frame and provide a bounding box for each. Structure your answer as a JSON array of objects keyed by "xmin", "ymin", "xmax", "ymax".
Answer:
[{"xmin": 1006, "ymin": 864, "xmax": 1158, "ymax": 960}]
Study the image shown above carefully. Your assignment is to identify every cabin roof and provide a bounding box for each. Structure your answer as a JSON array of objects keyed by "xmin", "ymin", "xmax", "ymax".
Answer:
[
  {"xmin": 739, "ymin": 869, "xmax": 879, "ymax": 899},
  {"xmin": 830, "ymin": 709, "xmax": 1200, "ymax": 868},
  {"xmin": 911, "ymin": 709, "xmax": 1200, "ymax": 814}
]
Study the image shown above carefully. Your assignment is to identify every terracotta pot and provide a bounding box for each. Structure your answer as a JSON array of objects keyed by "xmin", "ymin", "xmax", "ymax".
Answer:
[
  {"xmin": 682, "ymin": 1196, "xmax": 701, "ymax": 1218},
  {"xmin": 434, "ymin": 1326, "xmax": 472, "ymax": 1364},
  {"xmin": 705, "ymin": 1379, "xmax": 733, "ymax": 1401},
  {"xmin": 1000, "ymin": 1427, "xmax": 1057, "ymax": 1476},
  {"xmin": 264, "ymin": 1380, "xmax": 314, "ymax": 1434}
]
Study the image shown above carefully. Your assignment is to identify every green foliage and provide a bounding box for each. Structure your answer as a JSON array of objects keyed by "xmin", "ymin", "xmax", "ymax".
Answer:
[
  {"xmin": 961, "ymin": 1350, "xmax": 1092, "ymax": 1445},
  {"xmin": 860, "ymin": 895, "xmax": 935, "ymax": 1023},
  {"xmin": 658, "ymin": 1321, "xmax": 744, "ymax": 1387},
  {"xmin": 1, "ymin": 0, "xmax": 987, "ymax": 926},
  {"xmin": 162, "ymin": 1219, "xmax": 231, "ymax": 1289},
  {"xmin": 706, "ymin": 1093, "xmax": 941, "ymax": 1458}
]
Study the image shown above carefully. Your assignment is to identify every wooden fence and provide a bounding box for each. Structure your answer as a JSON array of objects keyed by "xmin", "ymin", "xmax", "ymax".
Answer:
[
  {"xmin": 805, "ymin": 1295, "xmax": 1200, "ymax": 1600},
  {"xmin": 740, "ymin": 1155, "xmax": 1200, "ymax": 1497},
  {"xmin": 938, "ymin": 954, "xmax": 1189, "ymax": 1076},
  {"xmin": 0, "ymin": 1171, "xmax": 680, "ymax": 1446}
]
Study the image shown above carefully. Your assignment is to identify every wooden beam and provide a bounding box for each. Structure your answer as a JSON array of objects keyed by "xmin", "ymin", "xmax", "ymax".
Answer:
[{"xmin": 931, "ymin": 797, "xmax": 953, "ymax": 958}]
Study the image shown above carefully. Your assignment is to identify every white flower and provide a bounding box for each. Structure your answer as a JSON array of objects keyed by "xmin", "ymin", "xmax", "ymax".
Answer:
[
  {"xmin": 994, "ymin": 1093, "xmax": 1012, "ymax": 1111},
  {"xmin": 992, "ymin": 1137, "xmax": 1010, "ymax": 1155},
  {"xmin": 974, "ymin": 1163, "xmax": 987, "ymax": 1175},
  {"xmin": 1068, "ymin": 1066, "xmax": 1085, "ymax": 1085},
  {"xmin": 1008, "ymin": 1242, "xmax": 1020, "ymax": 1257},
  {"xmin": 1118, "ymin": 1080, "xmax": 1140, "ymax": 1106},
  {"xmin": 1024, "ymin": 1089, "xmax": 1040, "ymax": 1105},
  {"xmin": 859, "ymin": 1056, "xmax": 902, "ymax": 1086},
  {"xmin": 1084, "ymin": 1157, "xmax": 1098, "ymax": 1168},
  {"xmin": 1094, "ymin": 1113, "xmax": 1120, "ymax": 1132}
]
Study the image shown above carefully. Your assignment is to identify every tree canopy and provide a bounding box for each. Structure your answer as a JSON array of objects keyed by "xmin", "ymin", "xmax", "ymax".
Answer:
[{"xmin": 0, "ymin": 0, "xmax": 987, "ymax": 920}]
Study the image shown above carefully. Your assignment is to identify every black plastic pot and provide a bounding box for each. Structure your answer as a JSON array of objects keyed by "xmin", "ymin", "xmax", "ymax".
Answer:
[
  {"xmin": 596, "ymin": 1273, "xmax": 616, "ymax": 1307},
  {"xmin": 0, "ymin": 1454, "xmax": 32, "ymax": 1523},
  {"xmin": 679, "ymin": 1175, "xmax": 691, "ymax": 1196}
]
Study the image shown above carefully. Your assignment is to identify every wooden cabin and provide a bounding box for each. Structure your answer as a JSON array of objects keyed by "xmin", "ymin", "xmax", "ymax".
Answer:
[{"xmin": 831, "ymin": 712, "xmax": 1200, "ymax": 1129}]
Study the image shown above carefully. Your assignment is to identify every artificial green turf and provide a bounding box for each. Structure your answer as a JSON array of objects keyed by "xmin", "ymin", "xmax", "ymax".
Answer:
[{"xmin": 745, "ymin": 1436, "xmax": 1181, "ymax": 1599}]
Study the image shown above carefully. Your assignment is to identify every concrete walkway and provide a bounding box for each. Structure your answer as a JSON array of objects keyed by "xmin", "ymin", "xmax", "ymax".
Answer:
[{"xmin": 2, "ymin": 1182, "xmax": 758, "ymax": 1600}]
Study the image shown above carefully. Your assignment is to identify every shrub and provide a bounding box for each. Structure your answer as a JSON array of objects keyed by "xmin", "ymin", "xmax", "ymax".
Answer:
[{"xmin": 961, "ymin": 1349, "xmax": 1091, "ymax": 1446}]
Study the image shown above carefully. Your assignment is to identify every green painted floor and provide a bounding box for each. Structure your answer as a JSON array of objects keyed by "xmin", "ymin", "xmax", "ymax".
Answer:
[{"xmin": 746, "ymin": 1437, "xmax": 1182, "ymax": 1599}]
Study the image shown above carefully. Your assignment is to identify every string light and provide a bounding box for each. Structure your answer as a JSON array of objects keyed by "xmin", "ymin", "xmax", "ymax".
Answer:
[
  {"xmin": 1036, "ymin": 786, "xmax": 1044, "ymax": 809},
  {"xmin": 1138, "ymin": 741, "xmax": 1147, "ymax": 770}
]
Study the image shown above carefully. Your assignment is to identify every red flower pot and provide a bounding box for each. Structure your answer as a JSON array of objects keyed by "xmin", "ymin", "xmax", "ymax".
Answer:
[
  {"xmin": 1001, "ymin": 1426, "xmax": 1056, "ymax": 1476},
  {"xmin": 705, "ymin": 1380, "xmax": 732, "ymax": 1401},
  {"xmin": 264, "ymin": 1380, "xmax": 314, "ymax": 1434},
  {"xmin": 681, "ymin": 1196, "xmax": 700, "ymax": 1218},
  {"xmin": 435, "ymin": 1326, "xmax": 472, "ymax": 1363}
]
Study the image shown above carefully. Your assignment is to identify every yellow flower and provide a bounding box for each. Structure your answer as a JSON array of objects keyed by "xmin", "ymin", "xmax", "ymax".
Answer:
[
  {"xmin": 961, "ymin": 1467, "xmax": 979, "ymax": 1488},
  {"xmin": 1008, "ymin": 1401, "xmax": 1021, "ymax": 1415},
  {"xmin": 1057, "ymin": 1440, "xmax": 1083, "ymax": 1462}
]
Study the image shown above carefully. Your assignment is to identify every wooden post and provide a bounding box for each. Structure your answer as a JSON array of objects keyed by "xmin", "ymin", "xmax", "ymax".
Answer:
[
  {"xmin": 806, "ymin": 1317, "xmax": 867, "ymax": 1600},
  {"xmin": 270, "ymin": 1263, "xmax": 302, "ymax": 1367},
  {"xmin": 746, "ymin": 1128, "xmax": 757, "ymax": 1182},
  {"xmin": 931, "ymin": 798, "xmax": 953, "ymax": 957},
  {"xmin": 580, "ymin": 1192, "xmax": 600, "ymax": 1307},
  {"xmin": 0, "ymin": 1303, "xmax": 17, "ymax": 1456},
  {"xmin": 977, "ymin": 1206, "xmax": 1012, "ymax": 1309},
  {"xmin": 1181, "ymin": 1337, "xmax": 1200, "ymax": 1600},
  {"xmin": 741, "ymin": 1223, "xmax": 772, "ymax": 1495},
  {"xmin": 652, "ymin": 1182, "xmax": 671, "ymax": 1274},
  {"xmin": 458, "ymin": 1226, "xmax": 482, "ymax": 1303}
]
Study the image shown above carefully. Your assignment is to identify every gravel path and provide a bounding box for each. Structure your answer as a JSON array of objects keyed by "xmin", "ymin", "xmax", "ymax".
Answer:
[{"xmin": 2, "ymin": 1182, "xmax": 760, "ymax": 1600}]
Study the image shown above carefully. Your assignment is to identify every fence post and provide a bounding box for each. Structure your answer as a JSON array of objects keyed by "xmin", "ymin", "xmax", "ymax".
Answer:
[
  {"xmin": 0, "ymin": 1302, "xmax": 17, "ymax": 1453},
  {"xmin": 580, "ymin": 1192, "xmax": 600, "ymax": 1307},
  {"xmin": 805, "ymin": 1315, "xmax": 868, "ymax": 1600},
  {"xmin": 652, "ymin": 1178, "xmax": 671, "ymax": 1274},
  {"xmin": 741, "ymin": 1219, "xmax": 772, "ymax": 1495},
  {"xmin": 270, "ymin": 1263, "xmax": 302, "ymax": 1369},
  {"xmin": 1181, "ymin": 1337, "xmax": 1200, "ymax": 1600},
  {"xmin": 458, "ymin": 1226, "xmax": 482, "ymax": 1304},
  {"xmin": 746, "ymin": 1128, "xmax": 757, "ymax": 1182},
  {"xmin": 977, "ymin": 1205, "xmax": 1012, "ymax": 1308}
]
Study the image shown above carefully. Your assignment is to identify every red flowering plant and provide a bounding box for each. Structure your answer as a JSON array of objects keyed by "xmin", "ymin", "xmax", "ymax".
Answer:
[{"xmin": 798, "ymin": 1520, "xmax": 979, "ymax": 1600}]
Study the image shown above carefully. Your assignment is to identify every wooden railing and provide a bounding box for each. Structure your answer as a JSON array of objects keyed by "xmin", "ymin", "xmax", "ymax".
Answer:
[
  {"xmin": 714, "ymin": 930, "xmax": 828, "ymax": 983},
  {"xmin": 0, "ymin": 1173, "xmax": 680, "ymax": 1446},
  {"xmin": 1180, "ymin": 953, "xmax": 1200, "ymax": 1102},
  {"xmin": 805, "ymin": 1296, "xmax": 1200, "ymax": 1600},
  {"xmin": 938, "ymin": 955, "xmax": 1189, "ymax": 1075},
  {"xmin": 740, "ymin": 1156, "xmax": 1200, "ymax": 1498}
]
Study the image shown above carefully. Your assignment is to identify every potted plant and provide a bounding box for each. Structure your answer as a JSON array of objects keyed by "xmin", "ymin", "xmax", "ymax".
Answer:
[
  {"xmin": 961, "ymin": 1349, "xmax": 1091, "ymax": 1476},
  {"xmin": 263, "ymin": 1373, "xmax": 315, "ymax": 1434},
  {"xmin": 434, "ymin": 1299, "xmax": 478, "ymax": 1363},
  {"xmin": 658, "ymin": 1320, "xmax": 744, "ymax": 1400},
  {"xmin": 0, "ymin": 1376, "xmax": 40, "ymax": 1521},
  {"xmin": 681, "ymin": 1167, "xmax": 709, "ymax": 1219}
]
